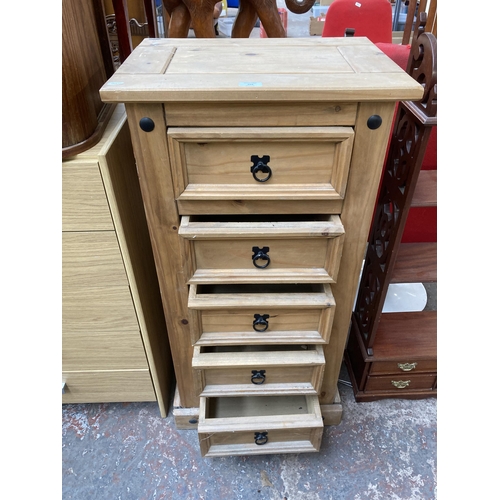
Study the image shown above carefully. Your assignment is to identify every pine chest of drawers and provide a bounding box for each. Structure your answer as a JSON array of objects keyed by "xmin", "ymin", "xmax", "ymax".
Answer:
[{"xmin": 100, "ymin": 37, "xmax": 422, "ymax": 456}]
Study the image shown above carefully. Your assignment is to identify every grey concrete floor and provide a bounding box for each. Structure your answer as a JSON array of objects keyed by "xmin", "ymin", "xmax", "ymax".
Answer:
[{"xmin": 62, "ymin": 364, "xmax": 436, "ymax": 500}]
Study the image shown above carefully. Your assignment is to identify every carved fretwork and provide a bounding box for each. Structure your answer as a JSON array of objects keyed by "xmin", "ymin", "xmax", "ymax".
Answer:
[{"xmin": 352, "ymin": 18, "xmax": 437, "ymax": 352}]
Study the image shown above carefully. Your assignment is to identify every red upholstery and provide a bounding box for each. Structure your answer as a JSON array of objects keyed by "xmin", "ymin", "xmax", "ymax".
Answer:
[
  {"xmin": 401, "ymin": 127, "xmax": 437, "ymax": 243},
  {"xmin": 375, "ymin": 42, "xmax": 411, "ymax": 69},
  {"xmin": 322, "ymin": 0, "xmax": 393, "ymax": 43}
]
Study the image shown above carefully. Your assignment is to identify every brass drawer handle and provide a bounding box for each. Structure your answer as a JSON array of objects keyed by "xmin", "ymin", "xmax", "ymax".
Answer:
[
  {"xmin": 391, "ymin": 380, "xmax": 411, "ymax": 389},
  {"xmin": 251, "ymin": 370, "xmax": 266, "ymax": 385},
  {"xmin": 252, "ymin": 246, "xmax": 270, "ymax": 268},
  {"xmin": 253, "ymin": 314, "xmax": 269, "ymax": 332},
  {"xmin": 250, "ymin": 155, "xmax": 272, "ymax": 182},
  {"xmin": 398, "ymin": 362, "xmax": 417, "ymax": 372},
  {"xmin": 254, "ymin": 431, "xmax": 268, "ymax": 445}
]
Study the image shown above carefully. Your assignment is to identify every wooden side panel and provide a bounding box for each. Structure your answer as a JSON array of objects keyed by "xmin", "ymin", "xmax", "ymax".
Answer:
[
  {"xmin": 63, "ymin": 286, "xmax": 138, "ymax": 332},
  {"xmin": 125, "ymin": 103, "xmax": 198, "ymax": 407},
  {"xmin": 98, "ymin": 112, "xmax": 173, "ymax": 417},
  {"xmin": 62, "ymin": 161, "xmax": 114, "ymax": 231},
  {"xmin": 62, "ymin": 232, "xmax": 129, "ymax": 288},
  {"xmin": 320, "ymin": 102, "xmax": 396, "ymax": 404}
]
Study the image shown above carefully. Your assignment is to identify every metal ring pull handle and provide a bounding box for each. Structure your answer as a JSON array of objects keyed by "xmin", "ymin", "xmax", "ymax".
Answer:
[
  {"xmin": 252, "ymin": 246, "xmax": 270, "ymax": 269},
  {"xmin": 250, "ymin": 155, "xmax": 272, "ymax": 182},
  {"xmin": 251, "ymin": 369, "xmax": 266, "ymax": 385},
  {"xmin": 253, "ymin": 314, "xmax": 269, "ymax": 332},
  {"xmin": 254, "ymin": 431, "xmax": 268, "ymax": 445}
]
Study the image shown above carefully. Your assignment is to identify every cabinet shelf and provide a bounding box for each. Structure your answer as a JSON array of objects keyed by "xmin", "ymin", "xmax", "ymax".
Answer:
[{"xmin": 391, "ymin": 242, "xmax": 437, "ymax": 284}]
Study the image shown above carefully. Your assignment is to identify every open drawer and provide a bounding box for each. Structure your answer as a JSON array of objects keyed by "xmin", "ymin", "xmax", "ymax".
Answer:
[
  {"xmin": 179, "ymin": 214, "xmax": 345, "ymax": 284},
  {"xmin": 188, "ymin": 283, "xmax": 336, "ymax": 345},
  {"xmin": 198, "ymin": 395, "xmax": 323, "ymax": 457},
  {"xmin": 192, "ymin": 344, "xmax": 325, "ymax": 397}
]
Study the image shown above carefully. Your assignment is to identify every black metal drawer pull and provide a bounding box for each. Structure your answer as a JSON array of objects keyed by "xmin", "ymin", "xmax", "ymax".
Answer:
[
  {"xmin": 253, "ymin": 314, "xmax": 269, "ymax": 332},
  {"xmin": 254, "ymin": 432, "xmax": 269, "ymax": 445},
  {"xmin": 252, "ymin": 246, "xmax": 270, "ymax": 268},
  {"xmin": 251, "ymin": 369, "xmax": 266, "ymax": 385},
  {"xmin": 250, "ymin": 155, "xmax": 272, "ymax": 182}
]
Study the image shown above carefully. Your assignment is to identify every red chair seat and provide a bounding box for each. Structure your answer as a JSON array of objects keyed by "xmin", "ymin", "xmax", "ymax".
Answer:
[{"xmin": 322, "ymin": 0, "xmax": 393, "ymax": 43}]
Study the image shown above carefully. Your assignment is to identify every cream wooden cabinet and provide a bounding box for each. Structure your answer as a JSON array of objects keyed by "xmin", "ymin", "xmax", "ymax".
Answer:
[
  {"xmin": 100, "ymin": 38, "xmax": 422, "ymax": 455},
  {"xmin": 62, "ymin": 105, "xmax": 173, "ymax": 417}
]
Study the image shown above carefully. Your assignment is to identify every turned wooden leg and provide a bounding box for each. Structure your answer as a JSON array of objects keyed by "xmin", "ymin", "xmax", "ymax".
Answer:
[
  {"xmin": 232, "ymin": 2, "xmax": 258, "ymax": 38},
  {"xmin": 168, "ymin": 4, "xmax": 191, "ymax": 38},
  {"xmin": 255, "ymin": 2, "xmax": 286, "ymax": 38},
  {"xmin": 190, "ymin": 6, "xmax": 217, "ymax": 38}
]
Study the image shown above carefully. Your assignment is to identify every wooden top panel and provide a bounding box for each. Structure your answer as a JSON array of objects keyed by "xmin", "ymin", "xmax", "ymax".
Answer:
[{"xmin": 100, "ymin": 38, "xmax": 423, "ymax": 103}]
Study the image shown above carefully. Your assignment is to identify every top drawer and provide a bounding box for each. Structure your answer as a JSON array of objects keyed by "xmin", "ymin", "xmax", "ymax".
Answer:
[{"xmin": 168, "ymin": 127, "xmax": 354, "ymax": 215}]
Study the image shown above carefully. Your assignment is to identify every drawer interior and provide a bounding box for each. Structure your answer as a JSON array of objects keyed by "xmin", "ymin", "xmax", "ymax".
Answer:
[
  {"xmin": 180, "ymin": 214, "xmax": 344, "ymax": 238},
  {"xmin": 205, "ymin": 395, "xmax": 311, "ymax": 419},
  {"xmin": 195, "ymin": 282, "xmax": 324, "ymax": 296},
  {"xmin": 187, "ymin": 214, "xmax": 333, "ymax": 223},
  {"xmin": 199, "ymin": 344, "xmax": 315, "ymax": 353}
]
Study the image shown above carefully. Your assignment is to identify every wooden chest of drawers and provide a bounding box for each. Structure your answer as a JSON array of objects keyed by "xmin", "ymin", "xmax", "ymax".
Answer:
[
  {"xmin": 62, "ymin": 106, "xmax": 173, "ymax": 416},
  {"xmin": 100, "ymin": 38, "xmax": 422, "ymax": 455}
]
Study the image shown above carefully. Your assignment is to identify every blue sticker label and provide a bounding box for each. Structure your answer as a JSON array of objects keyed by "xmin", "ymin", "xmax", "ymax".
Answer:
[{"xmin": 239, "ymin": 82, "xmax": 263, "ymax": 87}]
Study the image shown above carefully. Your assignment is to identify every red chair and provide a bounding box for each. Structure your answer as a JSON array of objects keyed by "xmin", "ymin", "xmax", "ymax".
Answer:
[{"xmin": 322, "ymin": 0, "xmax": 393, "ymax": 43}]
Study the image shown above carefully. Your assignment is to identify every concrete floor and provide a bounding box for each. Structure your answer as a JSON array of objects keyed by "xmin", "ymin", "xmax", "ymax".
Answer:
[{"xmin": 62, "ymin": 365, "xmax": 436, "ymax": 500}]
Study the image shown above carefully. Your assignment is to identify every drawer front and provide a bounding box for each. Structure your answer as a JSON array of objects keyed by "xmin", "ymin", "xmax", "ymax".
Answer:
[
  {"xmin": 370, "ymin": 360, "xmax": 437, "ymax": 375},
  {"xmin": 63, "ymin": 286, "xmax": 139, "ymax": 333},
  {"xmin": 169, "ymin": 127, "xmax": 354, "ymax": 214},
  {"xmin": 63, "ymin": 232, "xmax": 129, "ymax": 289},
  {"xmin": 62, "ymin": 160, "xmax": 114, "ymax": 231},
  {"xmin": 164, "ymin": 102, "xmax": 358, "ymax": 127},
  {"xmin": 365, "ymin": 373, "xmax": 436, "ymax": 393},
  {"xmin": 198, "ymin": 395, "xmax": 323, "ymax": 457},
  {"xmin": 180, "ymin": 215, "xmax": 344, "ymax": 284},
  {"xmin": 188, "ymin": 283, "xmax": 335, "ymax": 345},
  {"xmin": 192, "ymin": 345, "xmax": 325, "ymax": 396},
  {"xmin": 62, "ymin": 331, "xmax": 150, "ymax": 371},
  {"xmin": 62, "ymin": 370, "xmax": 156, "ymax": 403}
]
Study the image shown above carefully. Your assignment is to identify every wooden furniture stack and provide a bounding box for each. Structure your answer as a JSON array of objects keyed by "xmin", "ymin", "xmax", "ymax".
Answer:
[
  {"xmin": 62, "ymin": 105, "xmax": 173, "ymax": 417},
  {"xmin": 346, "ymin": 25, "xmax": 438, "ymax": 401},
  {"xmin": 100, "ymin": 37, "xmax": 422, "ymax": 457}
]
